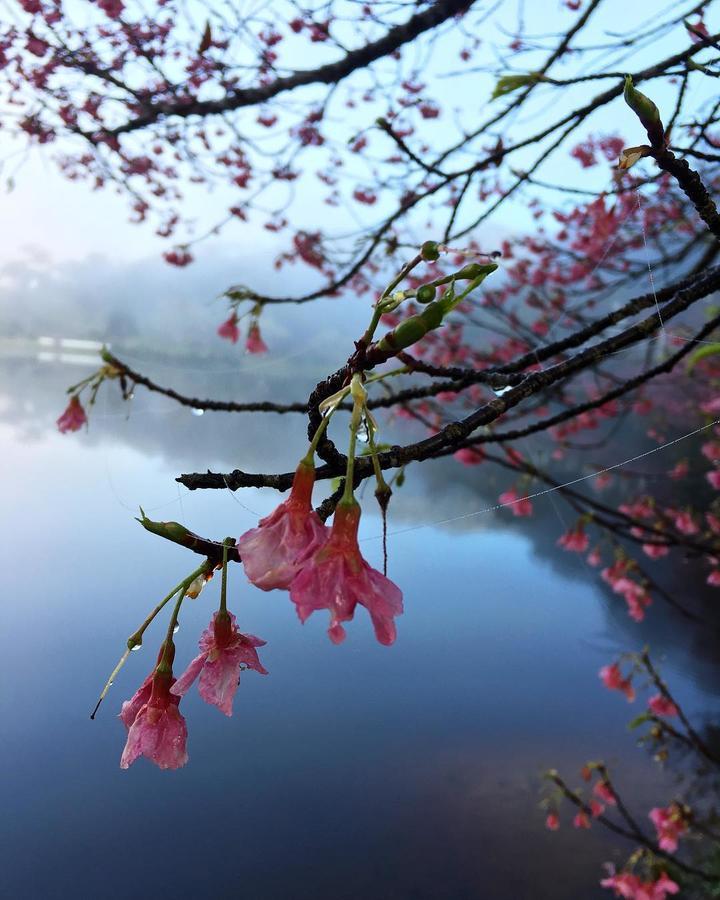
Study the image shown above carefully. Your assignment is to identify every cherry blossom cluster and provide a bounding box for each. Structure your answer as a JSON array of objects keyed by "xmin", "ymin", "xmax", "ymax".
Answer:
[{"xmin": 543, "ymin": 652, "xmax": 718, "ymax": 898}]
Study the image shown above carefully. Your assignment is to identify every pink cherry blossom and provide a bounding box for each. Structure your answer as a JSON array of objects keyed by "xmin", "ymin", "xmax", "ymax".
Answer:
[
  {"xmin": 649, "ymin": 805, "xmax": 686, "ymax": 853},
  {"xmin": 707, "ymin": 569, "xmax": 720, "ymax": 587},
  {"xmin": 56, "ymin": 395, "xmax": 87, "ymax": 433},
  {"xmin": 648, "ymin": 694, "xmax": 678, "ymax": 718},
  {"xmin": 545, "ymin": 811, "xmax": 560, "ymax": 831},
  {"xmin": 97, "ymin": 0, "xmax": 125, "ymax": 17},
  {"xmin": 668, "ymin": 460, "xmax": 688, "ymax": 480},
  {"xmin": 499, "ymin": 486, "xmax": 533, "ymax": 516},
  {"xmin": 171, "ymin": 611, "xmax": 267, "ymax": 716},
  {"xmin": 599, "ymin": 662, "xmax": 635, "ymax": 702},
  {"xmin": 593, "ymin": 780, "xmax": 617, "ymax": 806},
  {"xmin": 237, "ymin": 461, "xmax": 328, "ymax": 590},
  {"xmin": 670, "ymin": 509, "xmax": 698, "ymax": 535},
  {"xmin": 642, "ymin": 543, "xmax": 669, "ymax": 559},
  {"xmin": 601, "ymin": 868, "xmax": 679, "ymax": 899},
  {"xmin": 587, "ymin": 547, "xmax": 602, "ymax": 566},
  {"xmin": 290, "ymin": 500, "xmax": 403, "ymax": 645},
  {"xmin": 557, "ymin": 522, "xmax": 589, "ymax": 552},
  {"xmin": 573, "ymin": 811, "xmax": 591, "ymax": 829},
  {"xmin": 707, "ymin": 470, "xmax": 720, "ymax": 490},
  {"xmin": 217, "ymin": 312, "xmax": 240, "ymax": 343},
  {"xmin": 120, "ymin": 670, "xmax": 188, "ymax": 770},
  {"xmin": 590, "ymin": 799, "xmax": 605, "ymax": 818},
  {"xmin": 454, "ymin": 446, "xmax": 485, "ymax": 465},
  {"xmin": 246, "ymin": 321, "xmax": 268, "ymax": 354}
]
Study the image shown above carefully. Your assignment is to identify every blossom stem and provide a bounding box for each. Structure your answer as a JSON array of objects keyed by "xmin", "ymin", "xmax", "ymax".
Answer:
[
  {"xmin": 219, "ymin": 542, "xmax": 229, "ymax": 614},
  {"xmin": 159, "ymin": 590, "xmax": 187, "ymax": 673},
  {"xmin": 303, "ymin": 413, "xmax": 331, "ymax": 464},
  {"xmin": 342, "ymin": 374, "xmax": 365, "ymax": 504},
  {"xmin": 361, "ymin": 253, "xmax": 423, "ymax": 345},
  {"xmin": 90, "ymin": 560, "xmax": 210, "ymax": 719}
]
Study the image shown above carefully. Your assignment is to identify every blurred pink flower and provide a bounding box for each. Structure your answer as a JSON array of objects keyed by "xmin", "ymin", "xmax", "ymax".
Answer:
[
  {"xmin": 454, "ymin": 446, "xmax": 485, "ymax": 465},
  {"xmin": 599, "ymin": 662, "xmax": 635, "ymax": 702},
  {"xmin": 237, "ymin": 461, "xmax": 328, "ymax": 590},
  {"xmin": 593, "ymin": 780, "xmax": 617, "ymax": 806},
  {"xmin": 648, "ymin": 694, "xmax": 678, "ymax": 718},
  {"xmin": 290, "ymin": 500, "xmax": 403, "ymax": 645},
  {"xmin": 499, "ymin": 487, "xmax": 533, "ymax": 516},
  {"xmin": 217, "ymin": 312, "xmax": 240, "ymax": 343},
  {"xmin": 649, "ymin": 805, "xmax": 686, "ymax": 853},
  {"xmin": 246, "ymin": 321, "xmax": 268, "ymax": 354},
  {"xmin": 545, "ymin": 812, "xmax": 560, "ymax": 831},
  {"xmin": 558, "ymin": 523, "xmax": 589, "ymax": 552},
  {"xmin": 171, "ymin": 611, "xmax": 267, "ymax": 716},
  {"xmin": 573, "ymin": 811, "xmax": 591, "ymax": 829},
  {"xmin": 56, "ymin": 395, "xmax": 87, "ymax": 433}
]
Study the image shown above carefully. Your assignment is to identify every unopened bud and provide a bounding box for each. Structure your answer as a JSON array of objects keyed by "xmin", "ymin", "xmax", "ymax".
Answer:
[
  {"xmin": 623, "ymin": 76, "xmax": 664, "ymax": 146},
  {"xmin": 416, "ymin": 284, "xmax": 436, "ymax": 304},
  {"xmin": 377, "ymin": 315, "xmax": 428, "ymax": 352},
  {"xmin": 419, "ymin": 300, "xmax": 444, "ymax": 330},
  {"xmin": 421, "ymin": 240, "xmax": 440, "ymax": 261}
]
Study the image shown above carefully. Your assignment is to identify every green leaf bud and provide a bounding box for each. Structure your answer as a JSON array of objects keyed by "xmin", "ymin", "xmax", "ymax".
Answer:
[{"xmin": 623, "ymin": 75, "xmax": 664, "ymax": 146}]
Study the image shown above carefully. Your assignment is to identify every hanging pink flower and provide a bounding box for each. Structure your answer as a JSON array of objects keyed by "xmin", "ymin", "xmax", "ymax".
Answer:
[
  {"xmin": 649, "ymin": 805, "xmax": 686, "ymax": 853},
  {"xmin": 599, "ymin": 662, "xmax": 635, "ymax": 702},
  {"xmin": 593, "ymin": 780, "xmax": 617, "ymax": 806},
  {"xmin": 217, "ymin": 312, "xmax": 240, "ymax": 343},
  {"xmin": 557, "ymin": 522, "xmax": 589, "ymax": 552},
  {"xmin": 56, "ymin": 395, "xmax": 87, "ymax": 433},
  {"xmin": 120, "ymin": 671, "xmax": 153, "ymax": 729},
  {"xmin": 573, "ymin": 811, "xmax": 591, "ymax": 829},
  {"xmin": 171, "ymin": 611, "xmax": 267, "ymax": 716},
  {"xmin": 290, "ymin": 500, "xmax": 403, "ymax": 645},
  {"xmin": 707, "ymin": 570, "xmax": 720, "ymax": 587},
  {"xmin": 246, "ymin": 321, "xmax": 268, "ymax": 354},
  {"xmin": 120, "ymin": 669, "xmax": 188, "ymax": 770},
  {"xmin": 648, "ymin": 694, "xmax": 678, "ymax": 718},
  {"xmin": 670, "ymin": 509, "xmax": 698, "ymax": 535},
  {"xmin": 499, "ymin": 486, "xmax": 533, "ymax": 516},
  {"xmin": 237, "ymin": 461, "xmax": 328, "ymax": 590},
  {"xmin": 545, "ymin": 812, "xmax": 560, "ymax": 831},
  {"xmin": 707, "ymin": 470, "xmax": 720, "ymax": 490},
  {"xmin": 600, "ymin": 868, "xmax": 679, "ymax": 899}
]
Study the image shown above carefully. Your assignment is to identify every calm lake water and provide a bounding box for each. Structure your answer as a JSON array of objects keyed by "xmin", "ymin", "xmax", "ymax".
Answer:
[{"xmin": 1, "ymin": 347, "xmax": 718, "ymax": 900}]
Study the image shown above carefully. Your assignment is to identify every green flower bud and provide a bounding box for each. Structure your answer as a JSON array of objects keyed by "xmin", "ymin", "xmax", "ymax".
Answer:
[
  {"xmin": 421, "ymin": 240, "xmax": 440, "ymax": 261},
  {"xmin": 456, "ymin": 262, "xmax": 498, "ymax": 281},
  {"xmin": 416, "ymin": 284, "xmax": 436, "ymax": 304},
  {"xmin": 377, "ymin": 315, "xmax": 428, "ymax": 352},
  {"xmin": 137, "ymin": 513, "xmax": 192, "ymax": 544},
  {"xmin": 623, "ymin": 75, "xmax": 664, "ymax": 145},
  {"xmin": 419, "ymin": 301, "xmax": 444, "ymax": 330}
]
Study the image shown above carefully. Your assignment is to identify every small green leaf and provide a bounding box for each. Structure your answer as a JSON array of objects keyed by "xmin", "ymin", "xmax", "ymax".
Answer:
[
  {"xmin": 628, "ymin": 712, "xmax": 651, "ymax": 730},
  {"xmin": 491, "ymin": 73, "xmax": 542, "ymax": 100}
]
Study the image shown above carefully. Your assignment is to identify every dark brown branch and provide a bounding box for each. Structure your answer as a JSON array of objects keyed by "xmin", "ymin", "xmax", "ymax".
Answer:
[{"xmin": 95, "ymin": 0, "xmax": 474, "ymax": 139}]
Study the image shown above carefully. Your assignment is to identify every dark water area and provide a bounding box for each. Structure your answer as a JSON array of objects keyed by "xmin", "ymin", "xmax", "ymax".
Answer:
[{"xmin": 2, "ymin": 343, "xmax": 719, "ymax": 899}]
